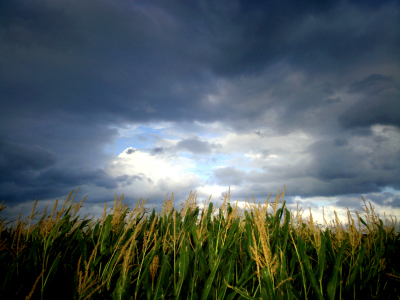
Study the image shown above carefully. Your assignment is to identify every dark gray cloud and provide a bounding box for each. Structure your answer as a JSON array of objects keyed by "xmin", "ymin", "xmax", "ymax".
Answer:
[
  {"xmin": 150, "ymin": 147, "xmax": 164, "ymax": 155},
  {"xmin": 116, "ymin": 174, "xmax": 149, "ymax": 188},
  {"xmin": 333, "ymin": 138, "xmax": 348, "ymax": 147},
  {"xmin": 0, "ymin": 0, "xmax": 399, "ymax": 219},
  {"xmin": 176, "ymin": 135, "xmax": 221, "ymax": 154},
  {"xmin": 36, "ymin": 167, "xmax": 119, "ymax": 189},
  {"xmin": 363, "ymin": 192, "xmax": 400, "ymax": 208},
  {"xmin": 339, "ymin": 75, "xmax": 400, "ymax": 129},
  {"xmin": 0, "ymin": 166, "xmax": 118, "ymax": 205},
  {"xmin": 330, "ymin": 191, "xmax": 400, "ymax": 211},
  {"xmin": 308, "ymin": 140, "xmax": 362, "ymax": 181},
  {"xmin": 2, "ymin": 0, "xmax": 398, "ymax": 127},
  {"xmin": 124, "ymin": 147, "xmax": 136, "ymax": 155},
  {"xmin": 214, "ymin": 167, "xmax": 246, "ymax": 186},
  {"xmin": 349, "ymin": 74, "xmax": 395, "ymax": 94},
  {"xmin": 0, "ymin": 140, "xmax": 57, "ymax": 174}
]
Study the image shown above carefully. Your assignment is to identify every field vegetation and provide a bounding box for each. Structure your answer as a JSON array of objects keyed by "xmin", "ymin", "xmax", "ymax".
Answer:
[{"xmin": 0, "ymin": 187, "xmax": 399, "ymax": 300}]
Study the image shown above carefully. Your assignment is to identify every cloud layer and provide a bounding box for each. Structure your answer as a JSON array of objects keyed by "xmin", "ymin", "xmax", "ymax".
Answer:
[{"xmin": 1, "ymin": 0, "xmax": 399, "ymax": 224}]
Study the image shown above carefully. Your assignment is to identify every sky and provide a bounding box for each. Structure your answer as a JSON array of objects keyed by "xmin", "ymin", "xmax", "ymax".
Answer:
[{"xmin": 1, "ymin": 0, "xmax": 400, "ymax": 227}]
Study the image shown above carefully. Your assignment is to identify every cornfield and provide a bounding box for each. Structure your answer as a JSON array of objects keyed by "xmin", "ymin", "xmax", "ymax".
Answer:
[{"xmin": 0, "ymin": 186, "xmax": 399, "ymax": 300}]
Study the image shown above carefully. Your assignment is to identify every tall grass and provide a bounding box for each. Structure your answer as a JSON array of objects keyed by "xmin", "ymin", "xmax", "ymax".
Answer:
[{"xmin": 0, "ymin": 187, "xmax": 399, "ymax": 300}]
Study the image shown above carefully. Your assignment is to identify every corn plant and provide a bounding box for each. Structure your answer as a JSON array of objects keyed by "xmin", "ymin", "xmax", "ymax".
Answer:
[{"xmin": 0, "ymin": 187, "xmax": 399, "ymax": 300}]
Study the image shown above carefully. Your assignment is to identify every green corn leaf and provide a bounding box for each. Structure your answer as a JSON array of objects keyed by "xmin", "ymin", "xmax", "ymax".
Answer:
[
  {"xmin": 197, "ymin": 251, "xmax": 208, "ymax": 282},
  {"xmin": 260, "ymin": 287, "xmax": 269, "ymax": 300},
  {"xmin": 289, "ymin": 254, "xmax": 297, "ymax": 277},
  {"xmin": 244, "ymin": 215, "xmax": 254, "ymax": 257},
  {"xmin": 189, "ymin": 237, "xmax": 202, "ymax": 298},
  {"xmin": 153, "ymin": 254, "xmax": 171, "ymax": 300},
  {"xmin": 377, "ymin": 219, "xmax": 385, "ymax": 256},
  {"xmin": 227, "ymin": 204, "xmax": 233, "ymax": 218},
  {"xmin": 77, "ymin": 230, "xmax": 88, "ymax": 262},
  {"xmin": 43, "ymin": 253, "xmax": 61, "ymax": 289},
  {"xmin": 175, "ymin": 236, "xmax": 190, "ymax": 299},
  {"xmin": 100, "ymin": 215, "xmax": 113, "ymax": 255},
  {"xmin": 224, "ymin": 284, "xmax": 258, "ymax": 300},
  {"xmin": 327, "ymin": 235, "xmax": 349, "ymax": 300},
  {"xmin": 190, "ymin": 221, "xmax": 200, "ymax": 248},
  {"xmin": 291, "ymin": 286, "xmax": 303, "ymax": 300},
  {"xmin": 200, "ymin": 230, "xmax": 236, "ymax": 300},
  {"xmin": 148, "ymin": 208, "xmax": 156, "ymax": 227},
  {"xmin": 28, "ymin": 236, "xmax": 40, "ymax": 268},
  {"xmin": 207, "ymin": 226, "xmax": 215, "ymax": 267},
  {"xmin": 102, "ymin": 249, "xmax": 123, "ymax": 289},
  {"xmin": 280, "ymin": 209, "xmax": 291, "ymax": 254},
  {"xmin": 92, "ymin": 222, "xmax": 100, "ymax": 243},
  {"xmin": 325, "ymin": 229, "xmax": 335, "ymax": 263},
  {"xmin": 297, "ymin": 235, "xmax": 324, "ymax": 300},
  {"xmin": 272, "ymin": 208, "xmax": 282, "ymax": 245},
  {"xmin": 261, "ymin": 268, "xmax": 276, "ymax": 300},
  {"xmin": 346, "ymin": 244, "xmax": 366, "ymax": 293},
  {"xmin": 359, "ymin": 217, "xmax": 369, "ymax": 228},
  {"xmin": 278, "ymin": 250, "xmax": 294, "ymax": 299},
  {"xmin": 225, "ymin": 219, "xmax": 240, "ymax": 245},
  {"xmin": 218, "ymin": 246, "xmax": 236, "ymax": 300},
  {"xmin": 44, "ymin": 221, "xmax": 63, "ymax": 253},
  {"xmin": 1, "ymin": 253, "xmax": 20, "ymax": 292},
  {"xmin": 135, "ymin": 237, "xmax": 163, "ymax": 298},
  {"xmin": 111, "ymin": 269, "xmax": 133, "ymax": 300},
  {"xmin": 317, "ymin": 232, "xmax": 327, "ymax": 286},
  {"xmin": 237, "ymin": 260, "xmax": 255, "ymax": 286},
  {"xmin": 205, "ymin": 202, "xmax": 213, "ymax": 225},
  {"xmin": 78, "ymin": 219, "xmax": 92, "ymax": 231}
]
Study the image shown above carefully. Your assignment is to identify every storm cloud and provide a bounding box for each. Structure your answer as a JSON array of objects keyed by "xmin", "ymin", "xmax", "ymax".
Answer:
[{"xmin": 1, "ymin": 0, "xmax": 399, "ymax": 223}]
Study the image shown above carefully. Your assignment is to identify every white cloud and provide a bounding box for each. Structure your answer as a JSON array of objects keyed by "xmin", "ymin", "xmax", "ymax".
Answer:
[{"xmin": 105, "ymin": 148, "xmax": 200, "ymax": 197}]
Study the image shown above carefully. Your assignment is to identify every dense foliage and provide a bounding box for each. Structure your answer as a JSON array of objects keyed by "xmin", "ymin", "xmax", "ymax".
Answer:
[{"xmin": 0, "ymin": 188, "xmax": 399, "ymax": 300}]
